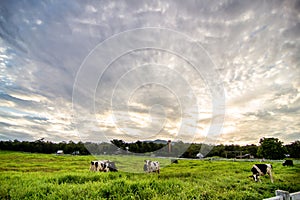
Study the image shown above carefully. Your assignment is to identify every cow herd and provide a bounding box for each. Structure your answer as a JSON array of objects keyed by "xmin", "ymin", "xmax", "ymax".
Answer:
[
  {"xmin": 90, "ymin": 159, "xmax": 161, "ymax": 174},
  {"xmin": 90, "ymin": 159, "xmax": 294, "ymax": 183}
]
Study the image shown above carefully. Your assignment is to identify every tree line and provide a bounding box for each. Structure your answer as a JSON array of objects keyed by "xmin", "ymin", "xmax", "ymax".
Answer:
[{"xmin": 0, "ymin": 137, "xmax": 299, "ymax": 159}]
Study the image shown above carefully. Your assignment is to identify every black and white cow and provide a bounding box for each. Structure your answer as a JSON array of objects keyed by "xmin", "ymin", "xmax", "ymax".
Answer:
[
  {"xmin": 90, "ymin": 160, "xmax": 118, "ymax": 172},
  {"xmin": 251, "ymin": 164, "xmax": 273, "ymax": 183},
  {"xmin": 282, "ymin": 160, "xmax": 293, "ymax": 167},
  {"xmin": 144, "ymin": 160, "xmax": 160, "ymax": 174}
]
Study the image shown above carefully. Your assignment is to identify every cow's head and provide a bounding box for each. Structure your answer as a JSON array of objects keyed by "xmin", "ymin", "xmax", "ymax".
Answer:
[
  {"xmin": 107, "ymin": 161, "xmax": 118, "ymax": 172},
  {"xmin": 249, "ymin": 173, "xmax": 259, "ymax": 182},
  {"xmin": 252, "ymin": 174, "xmax": 259, "ymax": 182},
  {"xmin": 143, "ymin": 163, "xmax": 148, "ymax": 171}
]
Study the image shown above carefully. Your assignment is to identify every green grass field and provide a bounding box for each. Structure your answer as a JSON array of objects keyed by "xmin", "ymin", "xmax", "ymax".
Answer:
[{"xmin": 0, "ymin": 151, "xmax": 299, "ymax": 199}]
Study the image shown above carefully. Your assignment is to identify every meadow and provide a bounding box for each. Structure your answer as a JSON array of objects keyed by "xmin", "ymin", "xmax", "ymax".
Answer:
[{"xmin": 0, "ymin": 151, "xmax": 299, "ymax": 200}]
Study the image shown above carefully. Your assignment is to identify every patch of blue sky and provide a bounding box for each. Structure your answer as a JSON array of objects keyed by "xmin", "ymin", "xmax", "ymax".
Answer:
[
  {"xmin": 0, "ymin": 106, "xmax": 48, "ymax": 121},
  {"xmin": 0, "ymin": 106, "xmax": 31, "ymax": 117}
]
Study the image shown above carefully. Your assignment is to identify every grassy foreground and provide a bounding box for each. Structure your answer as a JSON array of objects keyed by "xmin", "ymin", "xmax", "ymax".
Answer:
[{"xmin": 0, "ymin": 151, "xmax": 299, "ymax": 199}]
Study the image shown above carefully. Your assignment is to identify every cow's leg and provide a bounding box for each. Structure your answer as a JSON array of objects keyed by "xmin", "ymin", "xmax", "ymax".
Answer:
[
  {"xmin": 100, "ymin": 162, "xmax": 103, "ymax": 172},
  {"xmin": 253, "ymin": 174, "xmax": 261, "ymax": 182},
  {"xmin": 90, "ymin": 162, "xmax": 95, "ymax": 171},
  {"xmin": 252, "ymin": 174, "xmax": 258, "ymax": 182},
  {"xmin": 269, "ymin": 173, "xmax": 274, "ymax": 183},
  {"xmin": 95, "ymin": 162, "xmax": 99, "ymax": 172},
  {"xmin": 267, "ymin": 169, "xmax": 274, "ymax": 183},
  {"xmin": 257, "ymin": 175, "xmax": 262, "ymax": 182}
]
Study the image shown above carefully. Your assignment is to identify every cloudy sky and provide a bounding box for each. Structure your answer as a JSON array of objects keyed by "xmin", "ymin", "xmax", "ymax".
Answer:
[{"xmin": 0, "ymin": 0, "xmax": 299, "ymax": 145}]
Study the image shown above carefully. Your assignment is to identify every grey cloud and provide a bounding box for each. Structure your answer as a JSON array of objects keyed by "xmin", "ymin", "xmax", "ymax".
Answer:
[
  {"xmin": 0, "ymin": 122, "xmax": 11, "ymax": 127},
  {"xmin": 283, "ymin": 132, "xmax": 300, "ymax": 142},
  {"xmin": 245, "ymin": 110, "xmax": 273, "ymax": 119},
  {"xmin": 24, "ymin": 116, "xmax": 48, "ymax": 122},
  {"xmin": 0, "ymin": 92, "xmax": 31, "ymax": 105},
  {"xmin": 276, "ymin": 103, "xmax": 300, "ymax": 114},
  {"xmin": 220, "ymin": 0, "xmax": 256, "ymax": 18},
  {"xmin": 283, "ymin": 23, "xmax": 300, "ymax": 39},
  {"xmin": 0, "ymin": 131, "xmax": 35, "ymax": 141},
  {"xmin": 0, "ymin": 0, "xmax": 299, "ymax": 144}
]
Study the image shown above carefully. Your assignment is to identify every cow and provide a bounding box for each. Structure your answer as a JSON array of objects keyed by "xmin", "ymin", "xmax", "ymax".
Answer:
[
  {"xmin": 90, "ymin": 160, "xmax": 118, "ymax": 172},
  {"xmin": 282, "ymin": 160, "xmax": 293, "ymax": 167},
  {"xmin": 144, "ymin": 160, "xmax": 160, "ymax": 174},
  {"xmin": 251, "ymin": 164, "xmax": 273, "ymax": 183}
]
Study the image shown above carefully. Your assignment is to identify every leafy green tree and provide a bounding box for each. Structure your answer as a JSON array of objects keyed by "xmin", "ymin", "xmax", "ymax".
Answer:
[
  {"xmin": 206, "ymin": 144, "xmax": 224, "ymax": 157},
  {"xmin": 181, "ymin": 143, "xmax": 202, "ymax": 158},
  {"xmin": 286, "ymin": 141, "xmax": 300, "ymax": 158},
  {"xmin": 257, "ymin": 137, "xmax": 286, "ymax": 159},
  {"xmin": 172, "ymin": 141, "xmax": 190, "ymax": 157},
  {"xmin": 244, "ymin": 144, "xmax": 258, "ymax": 157}
]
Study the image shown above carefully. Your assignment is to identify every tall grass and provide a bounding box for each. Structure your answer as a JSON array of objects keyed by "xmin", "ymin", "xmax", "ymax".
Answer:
[{"xmin": 0, "ymin": 151, "xmax": 299, "ymax": 199}]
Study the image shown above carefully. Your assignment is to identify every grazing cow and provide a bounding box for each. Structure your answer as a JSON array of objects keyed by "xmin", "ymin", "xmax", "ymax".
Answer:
[
  {"xmin": 90, "ymin": 160, "xmax": 117, "ymax": 172},
  {"xmin": 144, "ymin": 160, "xmax": 160, "ymax": 174},
  {"xmin": 282, "ymin": 160, "xmax": 293, "ymax": 167},
  {"xmin": 251, "ymin": 164, "xmax": 273, "ymax": 183}
]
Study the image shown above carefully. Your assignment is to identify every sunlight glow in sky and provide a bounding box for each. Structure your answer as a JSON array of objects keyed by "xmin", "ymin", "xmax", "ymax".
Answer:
[{"xmin": 0, "ymin": 0, "xmax": 299, "ymax": 145}]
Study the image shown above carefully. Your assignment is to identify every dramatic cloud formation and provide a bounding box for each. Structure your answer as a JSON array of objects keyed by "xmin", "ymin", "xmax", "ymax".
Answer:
[{"xmin": 0, "ymin": 0, "xmax": 299, "ymax": 145}]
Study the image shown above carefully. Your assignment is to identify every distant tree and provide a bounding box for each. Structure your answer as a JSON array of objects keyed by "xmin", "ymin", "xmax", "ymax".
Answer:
[
  {"xmin": 206, "ymin": 144, "xmax": 225, "ymax": 157},
  {"xmin": 257, "ymin": 137, "xmax": 286, "ymax": 159},
  {"xmin": 1, "ymin": 138, "xmax": 298, "ymax": 158},
  {"xmin": 286, "ymin": 140, "xmax": 300, "ymax": 158},
  {"xmin": 181, "ymin": 143, "xmax": 201, "ymax": 158},
  {"xmin": 172, "ymin": 141, "xmax": 190, "ymax": 157},
  {"xmin": 243, "ymin": 144, "xmax": 258, "ymax": 157},
  {"xmin": 111, "ymin": 139, "xmax": 126, "ymax": 150}
]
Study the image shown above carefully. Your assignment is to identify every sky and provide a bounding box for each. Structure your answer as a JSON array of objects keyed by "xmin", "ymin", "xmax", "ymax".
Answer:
[{"xmin": 0, "ymin": 0, "xmax": 299, "ymax": 146}]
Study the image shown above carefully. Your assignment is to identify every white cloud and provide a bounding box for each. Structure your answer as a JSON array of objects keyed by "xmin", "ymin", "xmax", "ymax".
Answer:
[{"xmin": 0, "ymin": 0, "xmax": 299, "ymax": 145}]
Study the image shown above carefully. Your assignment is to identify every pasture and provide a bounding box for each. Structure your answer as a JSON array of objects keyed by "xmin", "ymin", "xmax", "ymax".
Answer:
[{"xmin": 0, "ymin": 151, "xmax": 299, "ymax": 199}]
